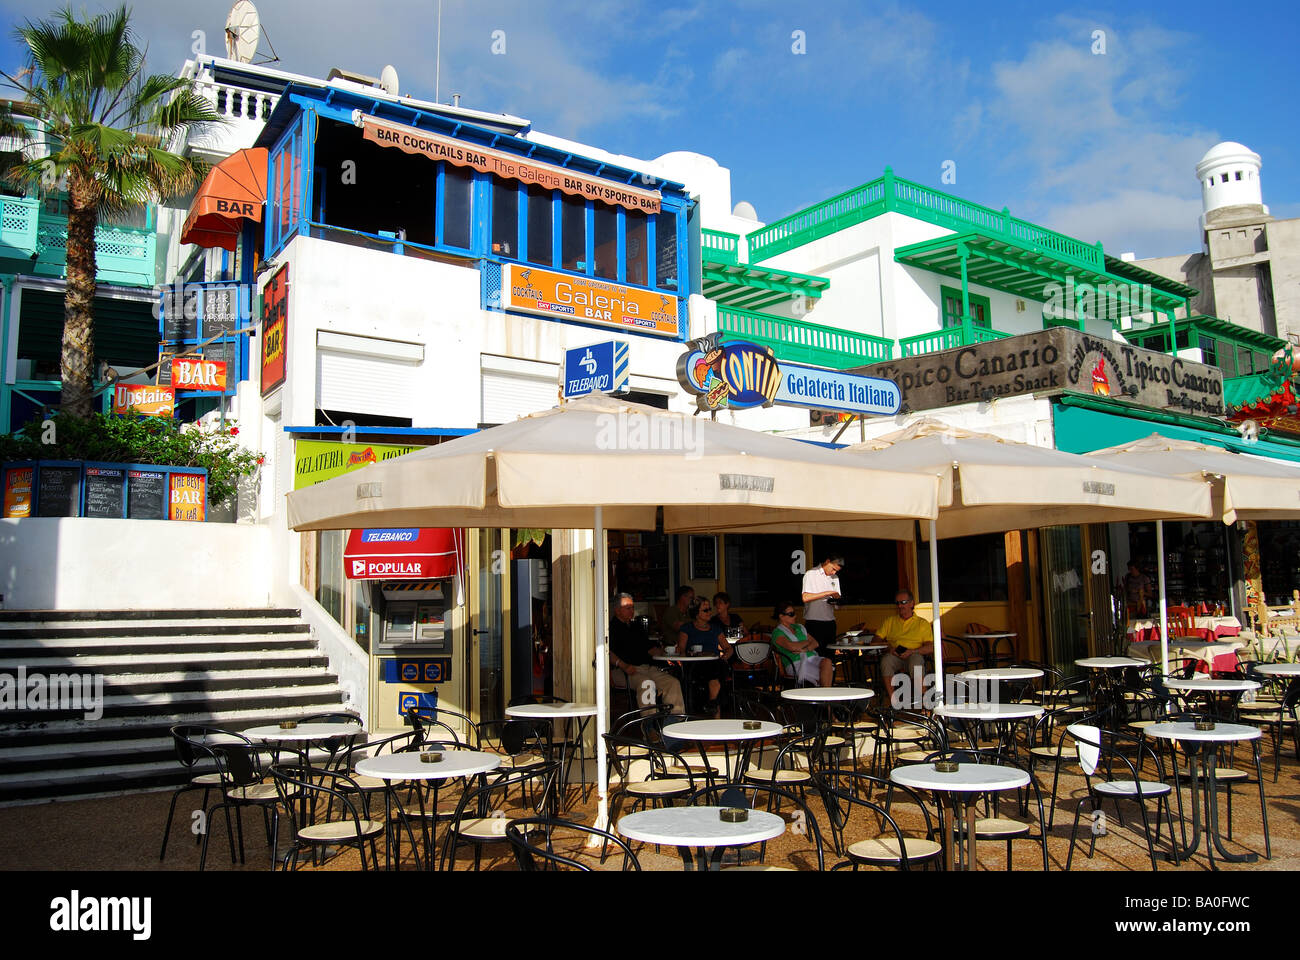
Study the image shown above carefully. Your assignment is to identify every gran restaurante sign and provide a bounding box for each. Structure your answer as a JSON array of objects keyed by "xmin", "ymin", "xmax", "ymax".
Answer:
[{"xmin": 855, "ymin": 327, "xmax": 1224, "ymax": 417}]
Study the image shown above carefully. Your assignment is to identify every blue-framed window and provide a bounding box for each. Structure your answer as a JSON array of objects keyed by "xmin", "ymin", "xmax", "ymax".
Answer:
[
  {"xmin": 157, "ymin": 282, "xmax": 252, "ymax": 399},
  {"xmin": 267, "ymin": 112, "xmax": 311, "ymax": 255}
]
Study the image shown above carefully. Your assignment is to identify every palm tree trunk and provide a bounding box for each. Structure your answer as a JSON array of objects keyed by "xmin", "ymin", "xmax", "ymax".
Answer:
[{"xmin": 62, "ymin": 172, "xmax": 98, "ymax": 420}]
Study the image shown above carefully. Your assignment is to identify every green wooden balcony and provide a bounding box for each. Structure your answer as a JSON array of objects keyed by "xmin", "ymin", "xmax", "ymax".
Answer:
[
  {"xmin": 746, "ymin": 169, "xmax": 1104, "ymax": 274},
  {"xmin": 0, "ymin": 195, "xmax": 157, "ymax": 287},
  {"xmin": 899, "ymin": 324, "xmax": 1010, "ymax": 358},
  {"xmin": 702, "ymin": 228, "xmax": 739, "ymax": 265},
  {"xmin": 717, "ymin": 305, "xmax": 893, "ymax": 369}
]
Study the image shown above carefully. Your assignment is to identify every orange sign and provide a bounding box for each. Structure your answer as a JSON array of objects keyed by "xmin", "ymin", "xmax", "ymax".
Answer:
[
  {"xmin": 112, "ymin": 383, "xmax": 175, "ymax": 417},
  {"xmin": 502, "ymin": 264, "xmax": 680, "ymax": 338},
  {"xmin": 360, "ymin": 115, "xmax": 662, "ymax": 214},
  {"xmin": 171, "ymin": 357, "xmax": 228, "ymax": 392},
  {"xmin": 3, "ymin": 467, "xmax": 33, "ymax": 518},
  {"xmin": 169, "ymin": 473, "xmax": 206, "ymax": 522},
  {"xmin": 261, "ymin": 264, "xmax": 288, "ymax": 397}
]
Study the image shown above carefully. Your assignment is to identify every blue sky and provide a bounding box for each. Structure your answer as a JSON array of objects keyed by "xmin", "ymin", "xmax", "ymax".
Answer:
[{"xmin": 2, "ymin": 0, "xmax": 1295, "ymax": 258}]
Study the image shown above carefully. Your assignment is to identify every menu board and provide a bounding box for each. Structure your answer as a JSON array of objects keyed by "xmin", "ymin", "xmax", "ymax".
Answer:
[
  {"xmin": 155, "ymin": 349, "xmax": 176, "ymax": 386},
  {"xmin": 202, "ymin": 340, "xmax": 234, "ymax": 367},
  {"xmin": 127, "ymin": 470, "xmax": 167, "ymax": 520},
  {"xmin": 202, "ymin": 287, "xmax": 241, "ymax": 337},
  {"xmin": 3, "ymin": 467, "xmax": 33, "ymax": 518},
  {"xmin": 162, "ymin": 290, "xmax": 198, "ymax": 342},
  {"xmin": 37, "ymin": 466, "xmax": 81, "ymax": 517},
  {"xmin": 83, "ymin": 467, "xmax": 126, "ymax": 518}
]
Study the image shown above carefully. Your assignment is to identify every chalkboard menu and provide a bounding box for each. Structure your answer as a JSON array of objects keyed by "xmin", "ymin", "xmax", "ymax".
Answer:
[
  {"xmin": 203, "ymin": 287, "xmax": 240, "ymax": 336},
  {"xmin": 656, "ymin": 215, "xmax": 678, "ymax": 290},
  {"xmin": 203, "ymin": 341, "xmax": 234, "ymax": 367},
  {"xmin": 162, "ymin": 291, "xmax": 198, "ymax": 342},
  {"xmin": 155, "ymin": 351, "xmax": 176, "ymax": 386},
  {"xmin": 37, "ymin": 466, "xmax": 81, "ymax": 517},
  {"xmin": 83, "ymin": 467, "xmax": 126, "ymax": 518},
  {"xmin": 127, "ymin": 470, "xmax": 167, "ymax": 520}
]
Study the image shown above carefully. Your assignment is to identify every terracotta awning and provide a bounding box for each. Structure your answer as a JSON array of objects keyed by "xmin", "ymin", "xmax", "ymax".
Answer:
[
  {"xmin": 180, "ymin": 147, "xmax": 268, "ymax": 251},
  {"xmin": 344, "ymin": 528, "xmax": 464, "ymax": 580}
]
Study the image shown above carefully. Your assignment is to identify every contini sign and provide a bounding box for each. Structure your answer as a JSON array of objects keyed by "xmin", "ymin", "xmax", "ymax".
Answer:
[{"xmin": 677, "ymin": 334, "xmax": 781, "ymax": 410}]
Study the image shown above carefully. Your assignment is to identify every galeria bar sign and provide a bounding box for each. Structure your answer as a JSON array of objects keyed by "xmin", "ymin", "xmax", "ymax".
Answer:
[
  {"xmin": 856, "ymin": 327, "xmax": 1225, "ymax": 416},
  {"xmin": 503, "ymin": 264, "xmax": 680, "ymax": 338}
]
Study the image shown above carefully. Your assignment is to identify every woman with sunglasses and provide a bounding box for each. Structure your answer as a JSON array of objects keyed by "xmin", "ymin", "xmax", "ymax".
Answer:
[
  {"xmin": 678, "ymin": 597, "xmax": 733, "ymax": 714},
  {"xmin": 771, "ymin": 602, "xmax": 834, "ymax": 687}
]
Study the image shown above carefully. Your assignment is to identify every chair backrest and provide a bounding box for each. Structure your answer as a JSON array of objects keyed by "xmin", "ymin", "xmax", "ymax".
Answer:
[
  {"xmin": 506, "ymin": 817, "xmax": 641, "ymax": 871},
  {"xmin": 817, "ymin": 767, "xmax": 936, "ymax": 864},
  {"xmin": 407, "ymin": 707, "xmax": 465, "ymax": 748},
  {"xmin": 735, "ymin": 641, "xmax": 771, "ymax": 665},
  {"xmin": 1067, "ymin": 723, "xmax": 1101, "ymax": 776},
  {"xmin": 269, "ymin": 763, "xmax": 371, "ymax": 834},
  {"xmin": 176, "ymin": 726, "xmax": 262, "ymax": 789},
  {"xmin": 440, "ymin": 762, "xmax": 560, "ymax": 869}
]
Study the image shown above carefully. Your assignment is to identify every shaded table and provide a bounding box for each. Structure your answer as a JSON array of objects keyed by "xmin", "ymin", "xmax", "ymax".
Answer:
[
  {"xmin": 1164, "ymin": 678, "xmax": 1259, "ymax": 720},
  {"xmin": 781, "ymin": 687, "xmax": 875, "ymax": 766},
  {"xmin": 1145, "ymin": 721, "xmax": 1267, "ymax": 870},
  {"xmin": 660, "ymin": 719, "xmax": 783, "ymax": 782},
  {"xmin": 963, "ymin": 632, "xmax": 1017, "ymax": 668},
  {"xmin": 504, "ymin": 702, "xmax": 597, "ymax": 808},
  {"xmin": 935, "ymin": 702, "xmax": 1042, "ymax": 757},
  {"xmin": 653, "ymin": 654, "xmax": 723, "ymax": 714},
  {"xmin": 890, "ymin": 762, "xmax": 1029, "ymax": 870},
  {"xmin": 826, "ymin": 640, "xmax": 886, "ymax": 686},
  {"xmin": 617, "ymin": 805, "xmax": 786, "ymax": 871}
]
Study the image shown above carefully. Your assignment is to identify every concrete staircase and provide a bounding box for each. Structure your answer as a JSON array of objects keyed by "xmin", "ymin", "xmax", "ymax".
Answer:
[{"xmin": 0, "ymin": 609, "xmax": 352, "ymax": 803}]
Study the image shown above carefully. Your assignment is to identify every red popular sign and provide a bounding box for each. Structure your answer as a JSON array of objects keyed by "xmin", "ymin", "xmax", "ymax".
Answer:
[{"xmin": 171, "ymin": 357, "xmax": 228, "ymax": 392}]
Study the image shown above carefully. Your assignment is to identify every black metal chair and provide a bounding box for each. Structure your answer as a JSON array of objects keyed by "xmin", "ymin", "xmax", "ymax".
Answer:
[
  {"xmin": 817, "ymin": 768, "xmax": 942, "ymax": 870},
  {"xmin": 159, "ymin": 724, "xmax": 225, "ymax": 862},
  {"xmin": 506, "ymin": 817, "xmax": 641, "ymax": 871},
  {"xmin": 687, "ymin": 781, "xmax": 826, "ymax": 871},
  {"xmin": 268, "ymin": 763, "xmax": 384, "ymax": 870},
  {"xmin": 439, "ymin": 762, "xmax": 559, "ymax": 871},
  {"xmin": 923, "ymin": 750, "xmax": 1049, "ymax": 870}
]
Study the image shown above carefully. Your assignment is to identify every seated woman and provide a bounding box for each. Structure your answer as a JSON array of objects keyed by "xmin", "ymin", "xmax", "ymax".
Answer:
[
  {"xmin": 678, "ymin": 597, "xmax": 733, "ymax": 713},
  {"xmin": 771, "ymin": 601, "xmax": 834, "ymax": 687}
]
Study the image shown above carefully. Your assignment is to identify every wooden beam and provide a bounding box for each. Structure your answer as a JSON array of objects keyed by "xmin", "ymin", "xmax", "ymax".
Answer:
[{"xmin": 1005, "ymin": 530, "xmax": 1028, "ymax": 662}]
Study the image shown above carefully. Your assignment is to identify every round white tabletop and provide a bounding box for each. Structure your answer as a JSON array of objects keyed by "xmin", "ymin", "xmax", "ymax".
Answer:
[
  {"xmin": 1253, "ymin": 663, "xmax": 1300, "ymax": 677},
  {"xmin": 934, "ymin": 703, "xmax": 1044, "ymax": 720},
  {"xmin": 827, "ymin": 642, "xmax": 886, "ymax": 652},
  {"xmin": 1144, "ymin": 721, "xmax": 1262, "ymax": 744},
  {"xmin": 662, "ymin": 720, "xmax": 783, "ymax": 742},
  {"xmin": 964, "ymin": 633, "xmax": 1017, "ymax": 639},
  {"xmin": 891, "ymin": 762, "xmax": 1030, "ymax": 793},
  {"xmin": 1164, "ymin": 678, "xmax": 1260, "ymax": 693},
  {"xmin": 617, "ymin": 806, "xmax": 786, "ymax": 848},
  {"xmin": 355, "ymin": 750, "xmax": 502, "ymax": 781},
  {"xmin": 244, "ymin": 722, "xmax": 363, "ymax": 741},
  {"xmin": 780, "ymin": 687, "xmax": 875, "ymax": 702},
  {"xmin": 960, "ymin": 667, "xmax": 1044, "ymax": 681},
  {"xmin": 1076, "ymin": 657, "xmax": 1146, "ymax": 669},
  {"xmin": 504, "ymin": 702, "xmax": 598, "ymax": 719},
  {"xmin": 654, "ymin": 654, "xmax": 721, "ymax": 663}
]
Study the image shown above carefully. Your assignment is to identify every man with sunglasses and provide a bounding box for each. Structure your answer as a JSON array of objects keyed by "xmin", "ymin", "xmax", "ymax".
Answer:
[{"xmin": 874, "ymin": 591, "xmax": 933, "ymax": 703}]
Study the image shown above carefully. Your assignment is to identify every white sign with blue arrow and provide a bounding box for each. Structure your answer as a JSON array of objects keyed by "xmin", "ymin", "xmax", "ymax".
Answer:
[{"xmin": 563, "ymin": 340, "xmax": 630, "ymax": 399}]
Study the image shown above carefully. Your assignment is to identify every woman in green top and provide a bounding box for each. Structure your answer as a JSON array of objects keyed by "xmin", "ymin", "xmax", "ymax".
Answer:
[{"xmin": 771, "ymin": 601, "xmax": 833, "ymax": 687}]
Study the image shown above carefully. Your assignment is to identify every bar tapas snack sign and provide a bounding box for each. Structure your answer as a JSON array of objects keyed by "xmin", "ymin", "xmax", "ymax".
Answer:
[
  {"xmin": 503, "ymin": 264, "xmax": 679, "ymax": 338},
  {"xmin": 112, "ymin": 383, "xmax": 175, "ymax": 417},
  {"xmin": 171, "ymin": 357, "xmax": 227, "ymax": 393}
]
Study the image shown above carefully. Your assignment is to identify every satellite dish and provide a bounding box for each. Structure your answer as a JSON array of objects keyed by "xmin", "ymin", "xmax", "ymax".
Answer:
[
  {"xmin": 225, "ymin": 0, "xmax": 261, "ymax": 63},
  {"xmin": 379, "ymin": 65, "xmax": 400, "ymax": 96},
  {"xmin": 733, "ymin": 201, "xmax": 758, "ymax": 220}
]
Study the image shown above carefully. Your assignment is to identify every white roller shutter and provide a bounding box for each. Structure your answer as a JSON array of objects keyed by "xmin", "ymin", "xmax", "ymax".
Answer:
[
  {"xmin": 316, "ymin": 332, "xmax": 423, "ymax": 417},
  {"xmin": 481, "ymin": 369, "xmax": 559, "ymax": 425}
]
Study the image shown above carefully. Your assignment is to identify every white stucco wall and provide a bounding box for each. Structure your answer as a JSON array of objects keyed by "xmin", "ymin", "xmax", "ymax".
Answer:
[{"xmin": 0, "ymin": 517, "xmax": 273, "ymax": 610}]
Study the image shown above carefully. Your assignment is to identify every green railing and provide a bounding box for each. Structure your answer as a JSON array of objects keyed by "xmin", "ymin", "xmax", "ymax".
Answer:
[
  {"xmin": 746, "ymin": 169, "xmax": 1104, "ymax": 272},
  {"xmin": 899, "ymin": 324, "xmax": 1010, "ymax": 358},
  {"xmin": 717, "ymin": 305, "xmax": 893, "ymax": 369},
  {"xmin": 34, "ymin": 214, "xmax": 157, "ymax": 287},
  {"xmin": 702, "ymin": 228, "xmax": 739, "ymax": 265},
  {"xmin": 0, "ymin": 195, "xmax": 40, "ymax": 258}
]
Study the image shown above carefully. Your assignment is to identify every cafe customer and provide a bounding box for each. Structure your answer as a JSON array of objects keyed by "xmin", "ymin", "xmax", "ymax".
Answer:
[
  {"xmin": 610, "ymin": 593, "xmax": 684, "ymax": 715},
  {"xmin": 678, "ymin": 597, "xmax": 733, "ymax": 714},
  {"xmin": 660, "ymin": 585, "xmax": 695, "ymax": 647},
  {"xmin": 874, "ymin": 590, "xmax": 933, "ymax": 699},
  {"xmin": 771, "ymin": 602, "xmax": 834, "ymax": 687}
]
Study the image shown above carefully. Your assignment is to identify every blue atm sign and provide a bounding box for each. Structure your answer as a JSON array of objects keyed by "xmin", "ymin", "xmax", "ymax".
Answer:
[
  {"xmin": 383, "ymin": 658, "xmax": 453, "ymax": 684},
  {"xmin": 563, "ymin": 341, "xmax": 629, "ymax": 399},
  {"xmin": 398, "ymin": 691, "xmax": 438, "ymax": 718}
]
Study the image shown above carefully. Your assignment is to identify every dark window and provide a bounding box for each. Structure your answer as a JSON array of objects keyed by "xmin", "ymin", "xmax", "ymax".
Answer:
[
  {"xmin": 917, "ymin": 533, "xmax": 1008, "ymax": 602},
  {"xmin": 1199, "ymin": 336, "xmax": 1218, "ymax": 368},
  {"xmin": 724, "ymin": 534, "xmax": 803, "ymax": 609},
  {"xmin": 1237, "ymin": 344, "xmax": 1253, "ymax": 377},
  {"xmin": 441, "ymin": 165, "xmax": 473, "ymax": 249},
  {"xmin": 491, "ymin": 177, "xmax": 518, "ymax": 258},
  {"xmin": 561, "ymin": 196, "xmax": 586, "ymax": 271},
  {"xmin": 810, "ymin": 536, "xmax": 901, "ymax": 604},
  {"xmin": 655, "ymin": 211, "xmax": 678, "ymax": 291},
  {"xmin": 625, "ymin": 211, "xmax": 648, "ymax": 286},
  {"xmin": 526, "ymin": 185, "xmax": 553, "ymax": 266},
  {"xmin": 593, "ymin": 202, "xmax": 618, "ymax": 279}
]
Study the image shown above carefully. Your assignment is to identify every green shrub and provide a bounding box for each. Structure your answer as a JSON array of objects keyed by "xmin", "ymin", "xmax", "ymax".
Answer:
[{"xmin": 0, "ymin": 413, "xmax": 262, "ymax": 509}]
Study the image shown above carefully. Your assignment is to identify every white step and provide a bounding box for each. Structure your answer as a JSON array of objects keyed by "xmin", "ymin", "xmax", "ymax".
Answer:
[
  {"xmin": 0, "ymin": 648, "xmax": 322, "ymax": 671},
  {"xmin": 92, "ymin": 683, "xmax": 344, "ymax": 709},
  {"xmin": 0, "ymin": 667, "xmax": 331, "ymax": 686},
  {"xmin": 0, "ymin": 633, "xmax": 312, "ymax": 651},
  {"xmin": 0, "ymin": 746, "xmax": 346, "ymax": 791},
  {"xmin": 0, "ymin": 617, "xmax": 304, "ymax": 632},
  {"xmin": 2, "ymin": 703, "xmax": 357, "ymax": 738}
]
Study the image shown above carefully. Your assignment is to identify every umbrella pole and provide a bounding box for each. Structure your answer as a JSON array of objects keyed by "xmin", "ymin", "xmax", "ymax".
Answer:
[
  {"xmin": 592, "ymin": 506, "xmax": 610, "ymax": 834},
  {"xmin": 929, "ymin": 519, "xmax": 944, "ymax": 707},
  {"xmin": 1156, "ymin": 520, "xmax": 1169, "ymax": 677}
]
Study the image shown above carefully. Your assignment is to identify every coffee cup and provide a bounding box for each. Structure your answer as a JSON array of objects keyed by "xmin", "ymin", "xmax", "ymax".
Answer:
[
  {"xmin": 690, "ymin": 645, "xmax": 703, "ymax": 654},
  {"xmin": 665, "ymin": 645, "xmax": 677, "ymax": 655}
]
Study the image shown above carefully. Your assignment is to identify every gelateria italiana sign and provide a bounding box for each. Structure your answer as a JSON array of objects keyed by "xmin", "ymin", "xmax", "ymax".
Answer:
[
  {"xmin": 856, "ymin": 327, "xmax": 1224, "ymax": 416},
  {"xmin": 357, "ymin": 113, "xmax": 662, "ymax": 214}
]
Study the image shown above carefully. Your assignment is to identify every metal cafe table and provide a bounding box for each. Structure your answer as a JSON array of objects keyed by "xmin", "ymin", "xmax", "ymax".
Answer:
[
  {"xmin": 617, "ymin": 805, "xmax": 786, "ymax": 871},
  {"xmin": 355, "ymin": 750, "xmax": 502, "ymax": 869},
  {"xmin": 890, "ymin": 761, "xmax": 1030, "ymax": 871},
  {"xmin": 504, "ymin": 701, "xmax": 598, "ymax": 809},
  {"xmin": 781, "ymin": 687, "xmax": 874, "ymax": 764},
  {"xmin": 963, "ymin": 632, "xmax": 1017, "ymax": 668},
  {"xmin": 653, "ymin": 653, "xmax": 722, "ymax": 714},
  {"xmin": 826, "ymin": 636, "xmax": 886, "ymax": 686},
  {"xmin": 934, "ymin": 702, "xmax": 1043, "ymax": 757},
  {"xmin": 1163, "ymin": 677, "xmax": 1260, "ymax": 720},
  {"xmin": 661, "ymin": 719, "xmax": 783, "ymax": 782},
  {"xmin": 1144, "ymin": 721, "xmax": 1268, "ymax": 869}
]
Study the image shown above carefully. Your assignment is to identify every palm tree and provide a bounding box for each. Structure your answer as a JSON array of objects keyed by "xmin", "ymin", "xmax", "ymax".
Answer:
[{"xmin": 1, "ymin": 5, "xmax": 220, "ymax": 418}]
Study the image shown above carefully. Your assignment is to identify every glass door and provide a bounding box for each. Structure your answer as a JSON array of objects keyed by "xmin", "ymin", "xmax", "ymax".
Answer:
[
  {"xmin": 1039, "ymin": 525, "xmax": 1090, "ymax": 672},
  {"xmin": 471, "ymin": 528, "xmax": 507, "ymax": 726}
]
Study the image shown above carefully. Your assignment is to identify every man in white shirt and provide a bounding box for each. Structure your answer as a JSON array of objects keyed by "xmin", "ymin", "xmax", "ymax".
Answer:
[{"xmin": 801, "ymin": 555, "xmax": 844, "ymax": 651}]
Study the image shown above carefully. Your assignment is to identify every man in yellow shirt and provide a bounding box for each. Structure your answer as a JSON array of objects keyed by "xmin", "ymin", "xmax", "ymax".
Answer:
[{"xmin": 874, "ymin": 591, "xmax": 933, "ymax": 699}]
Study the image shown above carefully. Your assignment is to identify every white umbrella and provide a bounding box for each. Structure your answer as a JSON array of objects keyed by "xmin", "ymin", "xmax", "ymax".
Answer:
[
  {"xmin": 685, "ymin": 420, "xmax": 1215, "ymax": 701},
  {"xmin": 287, "ymin": 394, "xmax": 940, "ymax": 828},
  {"xmin": 1087, "ymin": 433, "xmax": 1300, "ymax": 674}
]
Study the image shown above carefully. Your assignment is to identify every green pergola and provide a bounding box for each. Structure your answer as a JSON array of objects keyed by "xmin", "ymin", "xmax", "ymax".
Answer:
[{"xmin": 700, "ymin": 258, "xmax": 831, "ymax": 312}]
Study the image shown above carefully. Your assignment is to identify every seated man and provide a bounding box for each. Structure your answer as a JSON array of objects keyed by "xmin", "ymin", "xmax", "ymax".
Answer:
[
  {"xmin": 609, "ymin": 592, "xmax": 685, "ymax": 715},
  {"xmin": 874, "ymin": 591, "xmax": 934, "ymax": 706}
]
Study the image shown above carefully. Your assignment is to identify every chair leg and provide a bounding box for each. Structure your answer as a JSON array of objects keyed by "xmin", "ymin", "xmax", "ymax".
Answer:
[{"xmin": 158, "ymin": 785, "xmax": 191, "ymax": 860}]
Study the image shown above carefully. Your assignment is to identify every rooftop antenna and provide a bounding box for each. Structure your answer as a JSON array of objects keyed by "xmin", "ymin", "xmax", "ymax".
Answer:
[{"xmin": 224, "ymin": 0, "xmax": 260, "ymax": 63}]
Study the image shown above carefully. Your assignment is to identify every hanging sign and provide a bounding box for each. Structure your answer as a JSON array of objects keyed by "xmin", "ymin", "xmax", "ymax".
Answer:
[
  {"xmin": 171, "ymin": 357, "xmax": 228, "ymax": 392},
  {"xmin": 112, "ymin": 383, "xmax": 175, "ymax": 417},
  {"xmin": 3, "ymin": 467, "xmax": 33, "ymax": 518},
  {"xmin": 562, "ymin": 341, "xmax": 630, "ymax": 399},
  {"xmin": 261, "ymin": 264, "xmax": 289, "ymax": 397}
]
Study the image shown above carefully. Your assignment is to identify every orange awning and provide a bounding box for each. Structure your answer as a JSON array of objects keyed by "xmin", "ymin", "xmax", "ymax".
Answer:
[{"xmin": 180, "ymin": 147, "xmax": 268, "ymax": 251}]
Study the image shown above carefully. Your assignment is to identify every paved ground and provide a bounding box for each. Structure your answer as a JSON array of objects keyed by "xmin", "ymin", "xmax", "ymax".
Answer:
[{"xmin": 3, "ymin": 740, "xmax": 1297, "ymax": 872}]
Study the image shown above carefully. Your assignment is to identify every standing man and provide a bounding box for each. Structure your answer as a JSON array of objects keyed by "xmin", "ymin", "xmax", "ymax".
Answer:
[
  {"xmin": 610, "ymin": 593, "xmax": 684, "ymax": 714},
  {"xmin": 802, "ymin": 555, "xmax": 844, "ymax": 651},
  {"xmin": 660, "ymin": 585, "xmax": 695, "ymax": 649},
  {"xmin": 874, "ymin": 591, "xmax": 934, "ymax": 706},
  {"xmin": 1122, "ymin": 561, "xmax": 1153, "ymax": 619}
]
